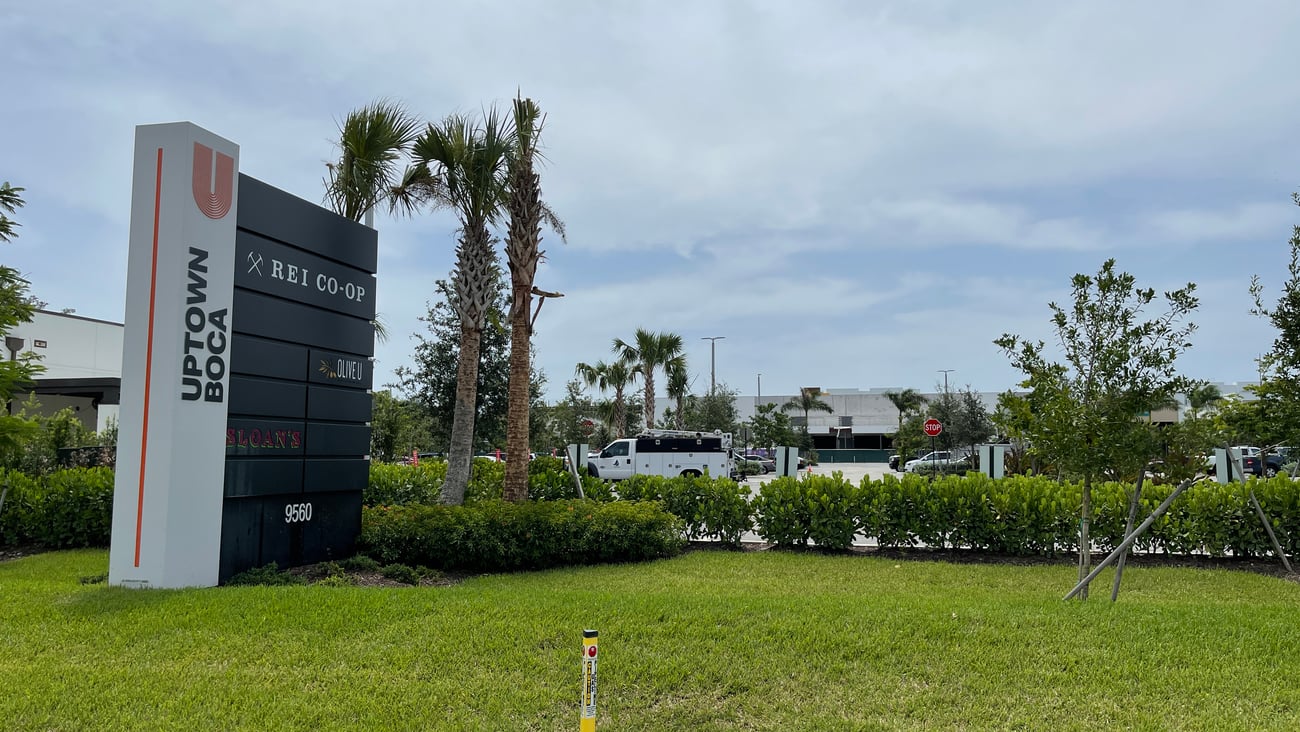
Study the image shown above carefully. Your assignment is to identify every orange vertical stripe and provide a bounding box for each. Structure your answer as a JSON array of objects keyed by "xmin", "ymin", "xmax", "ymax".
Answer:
[{"xmin": 134, "ymin": 148, "xmax": 163, "ymax": 567}]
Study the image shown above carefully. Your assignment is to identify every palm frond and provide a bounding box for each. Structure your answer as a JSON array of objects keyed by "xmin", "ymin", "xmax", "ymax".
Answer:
[{"xmin": 324, "ymin": 100, "xmax": 421, "ymax": 223}]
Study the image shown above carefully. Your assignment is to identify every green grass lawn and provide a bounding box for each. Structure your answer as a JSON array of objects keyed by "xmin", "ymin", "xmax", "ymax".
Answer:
[{"xmin": 3, "ymin": 549, "xmax": 1299, "ymax": 731}]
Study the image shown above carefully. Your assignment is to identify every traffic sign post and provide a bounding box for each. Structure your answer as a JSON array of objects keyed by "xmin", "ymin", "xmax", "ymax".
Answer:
[{"xmin": 923, "ymin": 419, "xmax": 943, "ymax": 475}]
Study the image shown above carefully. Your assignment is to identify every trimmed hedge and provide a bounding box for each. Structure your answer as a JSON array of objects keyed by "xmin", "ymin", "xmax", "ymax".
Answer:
[
  {"xmin": 751, "ymin": 471, "xmax": 1300, "ymax": 557},
  {"xmin": 366, "ymin": 457, "xmax": 613, "ymax": 506},
  {"xmin": 359, "ymin": 499, "xmax": 685, "ymax": 571},
  {"xmin": 616, "ymin": 474, "xmax": 753, "ymax": 546},
  {"xmin": 9, "ymin": 462, "xmax": 1300, "ymax": 563},
  {"xmin": 0, "ymin": 467, "xmax": 115, "ymax": 548}
]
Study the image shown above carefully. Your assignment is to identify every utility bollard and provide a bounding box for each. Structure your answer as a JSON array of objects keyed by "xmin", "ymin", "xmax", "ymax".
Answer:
[{"xmin": 581, "ymin": 630, "xmax": 598, "ymax": 731}]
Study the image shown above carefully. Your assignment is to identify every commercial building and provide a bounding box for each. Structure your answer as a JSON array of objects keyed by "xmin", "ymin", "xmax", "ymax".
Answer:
[{"xmin": 6, "ymin": 310, "xmax": 123, "ymax": 432}]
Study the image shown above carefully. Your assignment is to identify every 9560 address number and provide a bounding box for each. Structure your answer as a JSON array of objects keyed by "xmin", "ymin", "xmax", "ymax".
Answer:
[{"xmin": 285, "ymin": 502, "xmax": 313, "ymax": 523}]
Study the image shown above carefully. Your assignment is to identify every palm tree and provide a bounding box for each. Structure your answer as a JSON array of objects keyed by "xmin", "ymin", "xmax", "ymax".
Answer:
[
  {"xmin": 884, "ymin": 388, "xmax": 927, "ymax": 445},
  {"xmin": 324, "ymin": 100, "xmax": 422, "ymax": 226},
  {"xmin": 410, "ymin": 109, "xmax": 512, "ymax": 505},
  {"xmin": 1186, "ymin": 383, "xmax": 1222, "ymax": 419},
  {"xmin": 502, "ymin": 96, "xmax": 566, "ymax": 502},
  {"xmin": 665, "ymin": 361, "xmax": 691, "ymax": 429},
  {"xmin": 614, "ymin": 329, "xmax": 685, "ymax": 432},
  {"xmin": 323, "ymin": 101, "xmax": 423, "ymax": 344},
  {"xmin": 576, "ymin": 360, "xmax": 636, "ymax": 438},
  {"xmin": 781, "ymin": 387, "xmax": 833, "ymax": 442}
]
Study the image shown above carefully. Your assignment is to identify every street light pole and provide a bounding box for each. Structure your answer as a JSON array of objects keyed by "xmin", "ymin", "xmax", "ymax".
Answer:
[
  {"xmin": 702, "ymin": 336, "xmax": 725, "ymax": 394},
  {"xmin": 938, "ymin": 369, "xmax": 954, "ymax": 394},
  {"xmin": 757, "ymin": 373, "xmax": 762, "ymax": 403}
]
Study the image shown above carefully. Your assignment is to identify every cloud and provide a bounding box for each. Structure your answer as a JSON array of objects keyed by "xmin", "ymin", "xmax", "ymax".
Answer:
[{"xmin": 1139, "ymin": 202, "xmax": 1297, "ymax": 244}]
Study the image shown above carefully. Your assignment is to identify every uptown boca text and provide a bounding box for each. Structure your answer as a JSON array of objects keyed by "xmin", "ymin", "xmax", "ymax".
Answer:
[{"xmin": 181, "ymin": 247, "xmax": 229, "ymax": 403}]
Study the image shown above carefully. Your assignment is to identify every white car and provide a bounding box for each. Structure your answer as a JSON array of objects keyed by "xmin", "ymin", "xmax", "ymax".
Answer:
[{"xmin": 904, "ymin": 451, "xmax": 953, "ymax": 473}]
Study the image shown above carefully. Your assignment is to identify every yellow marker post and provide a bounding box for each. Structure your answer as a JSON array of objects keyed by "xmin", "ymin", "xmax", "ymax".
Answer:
[{"xmin": 581, "ymin": 629, "xmax": 598, "ymax": 731}]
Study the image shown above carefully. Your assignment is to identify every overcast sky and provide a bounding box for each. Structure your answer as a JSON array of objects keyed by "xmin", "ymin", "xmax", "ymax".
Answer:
[{"xmin": 5, "ymin": 1, "xmax": 1300, "ymax": 402}]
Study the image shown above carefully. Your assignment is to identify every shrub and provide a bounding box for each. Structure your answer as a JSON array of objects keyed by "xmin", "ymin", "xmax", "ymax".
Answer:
[
  {"xmin": 802, "ymin": 473, "xmax": 861, "ymax": 551},
  {"xmin": 359, "ymin": 499, "xmax": 684, "ymax": 572},
  {"xmin": 365, "ymin": 462, "xmax": 445, "ymax": 506},
  {"xmin": 753, "ymin": 473, "xmax": 860, "ymax": 550},
  {"xmin": 0, "ymin": 467, "xmax": 115, "ymax": 549},
  {"xmin": 226, "ymin": 562, "xmax": 306, "ymax": 586},
  {"xmin": 752, "ymin": 477, "xmax": 812, "ymax": 547},
  {"xmin": 0, "ymin": 469, "xmax": 41, "ymax": 546},
  {"xmin": 611, "ymin": 474, "xmax": 751, "ymax": 546},
  {"xmin": 379, "ymin": 563, "xmax": 423, "ymax": 585},
  {"xmin": 527, "ymin": 463, "xmax": 613, "ymax": 502},
  {"xmin": 32, "ymin": 467, "xmax": 115, "ymax": 548},
  {"xmin": 464, "ymin": 457, "xmax": 507, "ymax": 502}
]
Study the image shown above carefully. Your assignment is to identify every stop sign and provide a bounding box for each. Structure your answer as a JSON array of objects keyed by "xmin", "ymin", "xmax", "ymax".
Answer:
[{"xmin": 923, "ymin": 418, "xmax": 943, "ymax": 437}]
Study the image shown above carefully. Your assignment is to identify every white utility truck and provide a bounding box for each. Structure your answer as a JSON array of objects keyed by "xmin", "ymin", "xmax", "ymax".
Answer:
[{"xmin": 586, "ymin": 429, "xmax": 734, "ymax": 480}]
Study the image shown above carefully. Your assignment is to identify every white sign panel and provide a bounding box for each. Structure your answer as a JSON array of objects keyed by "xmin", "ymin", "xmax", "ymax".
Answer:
[{"xmin": 109, "ymin": 123, "xmax": 238, "ymax": 588}]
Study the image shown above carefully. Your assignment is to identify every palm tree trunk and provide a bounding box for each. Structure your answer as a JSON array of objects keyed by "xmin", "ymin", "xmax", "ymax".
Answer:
[
  {"xmin": 503, "ymin": 285, "xmax": 532, "ymax": 502},
  {"xmin": 644, "ymin": 372, "xmax": 656, "ymax": 432},
  {"xmin": 442, "ymin": 325, "xmax": 483, "ymax": 505},
  {"xmin": 613, "ymin": 388, "xmax": 626, "ymax": 439}
]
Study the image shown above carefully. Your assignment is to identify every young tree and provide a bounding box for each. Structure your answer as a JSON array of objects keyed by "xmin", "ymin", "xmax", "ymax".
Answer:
[
  {"xmin": 369, "ymin": 389, "xmax": 434, "ymax": 462},
  {"xmin": 613, "ymin": 329, "xmax": 685, "ymax": 431},
  {"xmin": 995, "ymin": 259, "xmax": 1197, "ymax": 600},
  {"xmin": 532, "ymin": 379, "xmax": 597, "ymax": 453},
  {"xmin": 394, "ymin": 277, "xmax": 513, "ymax": 458},
  {"xmin": 1249, "ymin": 192, "xmax": 1300, "ymax": 446},
  {"xmin": 991, "ymin": 390, "xmax": 1036, "ymax": 475},
  {"xmin": 749, "ymin": 403, "xmax": 799, "ymax": 452},
  {"xmin": 674, "ymin": 383, "xmax": 740, "ymax": 434},
  {"xmin": 929, "ymin": 386, "xmax": 995, "ymax": 460},
  {"xmin": 0, "ymin": 182, "xmax": 41, "ymax": 453}
]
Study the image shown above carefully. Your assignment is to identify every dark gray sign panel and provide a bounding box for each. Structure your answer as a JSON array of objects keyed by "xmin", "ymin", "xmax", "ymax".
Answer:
[
  {"xmin": 230, "ymin": 334, "xmax": 309, "ymax": 381},
  {"xmin": 235, "ymin": 231, "xmax": 376, "ymax": 320},
  {"xmin": 217, "ymin": 174, "xmax": 374, "ymax": 584},
  {"xmin": 308, "ymin": 348, "xmax": 372, "ymax": 390},
  {"xmin": 228, "ymin": 376, "xmax": 307, "ymax": 419},
  {"xmin": 232, "ymin": 290, "xmax": 374, "ymax": 357},
  {"xmin": 236, "ymin": 176, "xmax": 377, "ymax": 273},
  {"xmin": 226, "ymin": 418, "xmax": 306, "ymax": 456},
  {"xmin": 307, "ymin": 385, "xmax": 372, "ymax": 423},
  {"xmin": 224, "ymin": 459, "xmax": 304, "ymax": 497}
]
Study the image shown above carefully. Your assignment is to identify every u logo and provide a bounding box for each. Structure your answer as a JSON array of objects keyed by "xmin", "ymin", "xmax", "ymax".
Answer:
[{"xmin": 192, "ymin": 142, "xmax": 234, "ymax": 219}]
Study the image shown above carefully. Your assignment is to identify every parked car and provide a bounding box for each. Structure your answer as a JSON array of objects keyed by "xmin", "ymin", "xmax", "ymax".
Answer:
[
  {"xmin": 1259, "ymin": 447, "xmax": 1294, "ymax": 478},
  {"xmin": 739, "ymin": 453, "xmax": 776, "ymax": 473},
  {"xmin": 904, "ymin": 451, "xmax": 952, "ymax": 473},
  {"xmin": 890, "ymin": 450, "xmax": 924, "ymax": 472},
  {"xmin": 907, "ymin": 453, "xmax": 974, "ymax": 475},
  {"xmin": 1205, "ymin": 447, "xmax": 1263, "ymax": 477}
]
